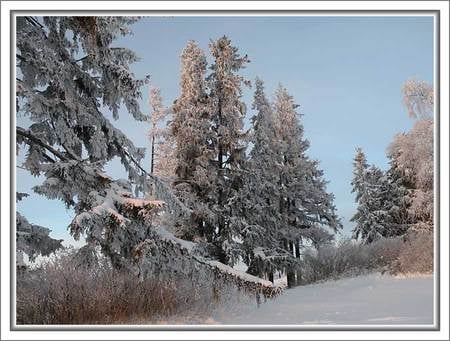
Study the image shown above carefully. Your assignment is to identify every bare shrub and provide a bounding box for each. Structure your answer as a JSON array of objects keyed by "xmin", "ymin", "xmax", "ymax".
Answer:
[
  {"xmin": 296, "ymin": 232, "xmax": 433, "ymax": 286},
  {"xmin": 390, "ymin": 231, "xmax": 433, "ymax": 275},
  {"xmin": 298, "ymin": 237, "xmax": 405, "ymax": 285}
]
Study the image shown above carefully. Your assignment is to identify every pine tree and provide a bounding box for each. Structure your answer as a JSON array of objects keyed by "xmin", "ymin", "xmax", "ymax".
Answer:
[
  {"xmin": 384, "ymin": 158, "xmax": 411, "ymax": 237},
  {"xmin": 351, "ymin": 157, "xmax": 383, "ymax": 243},
  {"xmin": 351, "ymin": 148, "xmax": 374, "ymax": 242},
  {"xmin": 351, "ymin": 148, "xmax": 370, "ymax": 203},
  {"xmin": 171, "ymin": 40, "xmax": 215, "ymax": 240},
  {"xmin": 273, "ymin": 84, "xmax": 342, "ymax": 286},
  {"xmin": 148, "ymin": 86, "xmax": 176, "ymax": 180},
  {"xmin": 236, "ymin": 78, "xmax": 288, "ymax": 281},
  {"xmin": 351, "ymin": 147, "xmax": 411, "ymax": 243},
  {"xmin": 206, "ymin": 36, "xmax": 250, "ymax": 265}
]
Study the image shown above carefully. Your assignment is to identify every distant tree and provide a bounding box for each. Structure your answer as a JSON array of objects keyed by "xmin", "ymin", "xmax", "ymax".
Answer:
[
  {"xmin": 387, "ymin": 119, "xmax": 433, "ymax": 232},
  {"xmin": 387, "ymin": 78, "xmax": 434, "ymax": 232},
  {"xmin": 351, "ymin": 160, "xmax": 386, "ymax": 243},
  {"xmin": 402, "ymin": 78, "xmax": 434, "ymax": 119},
  {"xmin": 148, "ymin": 86, "xmax": 176, "ymax": 180},
  {"xmin": 351, "ymin": 150, "xmax": 409, "ymax": 243},
  {"xmin": 384, "ymin": 157, "xmax": 413, "ymax": 237},
  {"xmin": 351, "ymin": 148, "xmax": 369, "ymax": 201}
]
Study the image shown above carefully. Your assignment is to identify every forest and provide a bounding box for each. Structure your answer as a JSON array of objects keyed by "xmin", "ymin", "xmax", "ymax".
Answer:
[{"xmin": 15, "ymin": 16, "xmax": 434, "ymax": 325}]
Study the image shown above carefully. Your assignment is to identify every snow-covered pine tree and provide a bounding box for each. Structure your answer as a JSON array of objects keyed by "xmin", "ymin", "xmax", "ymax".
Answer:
[
  {"xmin": 351, "ymin": 148, "xmax": 369, "ymax": 203},
  {"xmin": 206, "ymin": 36, "xmax": 251, "ymax": 265},
  {"xmin": 171, "ymin": 40, "xmax": 215, "ymax": 241},
  {"xmin": 236, "ymin": 78, "xmax": 289, "ymax": 281},
  {"xmin": 351, "ymin": 153, "xmax": 382, "ymax": 243},
  {"xmin": 16, "ymin": 16, "xmax": 154, "ymax": 268},
  {"xmin": 148, "ymin": 86, "xmax": 176, "ymax": 180},
  {"xmin": 273, "ymin": 84, "xmax": 342, "ymax": 287},
  {"xmin": 351, "ymin": 147, "xmax": 410, "ymax": 242},
  {"xmin": 384, "ymin": 158, "xmax": 411, "ymax": 237}
]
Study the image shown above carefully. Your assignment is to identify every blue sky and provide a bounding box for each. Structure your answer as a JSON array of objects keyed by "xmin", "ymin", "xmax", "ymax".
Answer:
[{"xmin": 16, "ymin": 16, "xmax": 434, "ymax": 245}]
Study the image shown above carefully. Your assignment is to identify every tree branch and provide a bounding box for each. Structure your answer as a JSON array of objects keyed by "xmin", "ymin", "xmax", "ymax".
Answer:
[{"xmin": 16, "ymin": 126, "xmax": 69, "ymax": 162}]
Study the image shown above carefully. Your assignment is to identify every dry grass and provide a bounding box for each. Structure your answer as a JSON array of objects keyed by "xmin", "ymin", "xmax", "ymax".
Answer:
[
  {"xmin": 16, "ymin": 250, "xmax": 248, "ymax": 325},
  {"xmin": 17, "ymin": 254, "xmax": 183, "ymax": 325}
]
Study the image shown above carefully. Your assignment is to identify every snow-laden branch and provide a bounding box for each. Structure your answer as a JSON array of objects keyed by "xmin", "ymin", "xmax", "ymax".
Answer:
[
  {"xmin": 134, "ymin": 225, "xmax": 283, "ymax": 299},
  {"xmin": 17, "ymin": 126, "xmax": 70, "ymax": 162}
]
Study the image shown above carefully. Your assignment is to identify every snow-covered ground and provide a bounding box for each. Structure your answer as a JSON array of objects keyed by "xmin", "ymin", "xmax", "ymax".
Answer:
[{"xmin": 209, "ymin": 273, "xmax": 433, "ymax": 325}]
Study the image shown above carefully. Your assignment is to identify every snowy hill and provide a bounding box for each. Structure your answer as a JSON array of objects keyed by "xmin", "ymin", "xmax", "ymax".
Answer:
[{"xmin": 209, "ymin": 273, "xmax": 434, "ymax": 325}]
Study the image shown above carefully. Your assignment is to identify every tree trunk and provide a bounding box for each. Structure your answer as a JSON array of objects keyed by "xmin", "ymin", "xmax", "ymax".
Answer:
[
  {"xmin": 294, "ymin": 240, "xmax": 301, "ymax": 286},
  {"xmin": 150, "ymin": 132, "xmax": 155, "ymax": 191},
  {"xmin": 287, "ymin": 241, "xmax": 296, "ymax": 288},
  {"xmin": 287, "ymin": 271, "xmax": 296, "ymax": 288},
  {"xmin": 217, "ymin": 95, "xmax": 225, "ymax": 239}
]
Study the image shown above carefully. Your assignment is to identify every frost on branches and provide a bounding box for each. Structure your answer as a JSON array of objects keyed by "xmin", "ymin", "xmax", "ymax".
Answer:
[
  {"xmin": 16, "ymin": 17, "xmax": 283, "ymax": 298},
  {"xmin": 236, "ymin": 78, "xmax": 293, "ymax": 281},
  {"xmin": 207, "ymin": 36, "xmax": 251, "ymax": 265},
  {"xmin": 351, "ymin": 78, "xmax": 434, "ymax": 241},
  {"xmin": 402, "ymin": 78, "xmax": 434, "ymax": 119},
  {"xmin": 235, "ymin": 80, "xmax": 342, "ymax": 286},
  {"xmin": 171, "ymin": 41, "xmax": 215, "ymax": 241},
  {"xmin": 387, "ymin": 78, "xmax": 434, "ymax": 232},
  {"xmin": 148, "ymin": 86, "xmax": 176, "ymax": 180},
  {"xmin": 392, "ymin": 78, "xmax": 434, "ymax": 233},
  {"xmin": 351, "ymin": 149, "xmax": 413, "ymax": 243},
  {"xmin": 16, "ymin": 16, "xmax": 149, "ymax": 193},
  {"xmin": 171, "ymin": 37, "xmax": 252, "ymax": 265},
  {"xmin": 16, "ymin": 16, "xmax": 150, "ymax": 263},
  {"xmin": 272, "ymin": 84, "xmax": 342, "ymax": 286}
]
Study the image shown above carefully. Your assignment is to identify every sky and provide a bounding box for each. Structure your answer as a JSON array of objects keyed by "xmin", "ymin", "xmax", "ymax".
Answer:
[{"xmin": 16, "ymin": 15, "xmax": 434, "ymax": 246}]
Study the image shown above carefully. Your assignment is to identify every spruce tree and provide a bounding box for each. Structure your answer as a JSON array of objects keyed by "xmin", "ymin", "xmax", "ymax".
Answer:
[
  {"xmin": 16, "ymin": 16, "xmax": 157, "ymax": 269},
  {"xmin": 171, "ymin": 40, "xmax": 215, "ymax": 240},
  {"xmin": 351, "ymin": 147, "xmax": 411, "ymax": 243},
  {"xmin": 236, "ymin": 78, "xmax": 288, "ymax": 281},
  {"xmin": 273, "ymin": 84, "xmax": 342, "ymax": 286},
  {"xmin": 207, "ymin": 36, "xmax": 250, "ymax": 265}
]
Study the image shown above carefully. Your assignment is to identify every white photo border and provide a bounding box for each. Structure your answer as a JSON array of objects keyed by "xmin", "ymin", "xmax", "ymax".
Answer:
[{"xmin": 1, "ymin": 1, "xmax": 449, "ymax": 340}]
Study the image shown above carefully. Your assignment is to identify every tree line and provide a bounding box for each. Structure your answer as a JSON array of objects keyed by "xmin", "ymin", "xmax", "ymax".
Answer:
[{"xmin": 351, "ymin": 78, "xmax": 434, "ymax": 243}]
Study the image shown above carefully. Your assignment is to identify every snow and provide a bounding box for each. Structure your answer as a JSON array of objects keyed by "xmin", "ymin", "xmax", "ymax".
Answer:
[
  {"xmin": 210, "ymin": 273, "xmax": 433, "ymax": 325},
  {"xmin": 207, "ymin": 260, "xmax": 276, "ymax": 287},
  {"xmin": 153, "ymin": 226, "xmax": 196, "ymax": 252}
]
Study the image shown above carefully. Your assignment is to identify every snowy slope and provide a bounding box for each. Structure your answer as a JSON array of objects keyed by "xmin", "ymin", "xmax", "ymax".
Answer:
[{"xmin": 212, "ymin": 273, "xmax": 434, "ymax": 325}]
